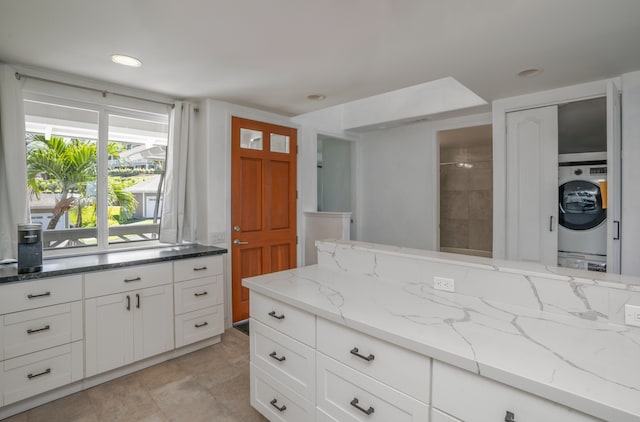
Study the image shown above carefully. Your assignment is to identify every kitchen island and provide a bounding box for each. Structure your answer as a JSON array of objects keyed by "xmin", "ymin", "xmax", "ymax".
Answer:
[{"xmin": 243, "ymin": 240, "xmax": 640, "ymax": 421}]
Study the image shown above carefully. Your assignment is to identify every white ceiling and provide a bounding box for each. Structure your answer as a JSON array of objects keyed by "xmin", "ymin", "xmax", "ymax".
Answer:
[{"xmin": 1, "ymin": 0, "xmax": 640, "ymax": 116}]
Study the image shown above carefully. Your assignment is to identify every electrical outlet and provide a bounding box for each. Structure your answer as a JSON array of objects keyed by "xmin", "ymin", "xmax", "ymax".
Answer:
[
  {"xmin": 212, "ymin": 232, "xmax": 226, "ymax": 243},
  {"xmin": 624, "ymin": 304, "xmax": 640, "ymax": 327},
  {"xmin": 434, "ymin": 276, "xmax": 455, "ymax": 292}
]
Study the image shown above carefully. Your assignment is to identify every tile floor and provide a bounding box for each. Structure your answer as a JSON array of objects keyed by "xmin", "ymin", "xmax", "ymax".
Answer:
[{"xmin": 3, "ymin": 329, "xmax": 267, "ymax": 422}]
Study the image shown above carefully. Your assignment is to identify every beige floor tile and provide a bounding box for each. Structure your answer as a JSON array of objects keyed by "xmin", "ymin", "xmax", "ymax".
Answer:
[
  {"xmin": 0, "ymin": 413, "xmax": 27, "ymax": 422},
  {"xmin": 86, "ymin": 374, "xmax": 162, "ymax": 422},
  {"xmin": 135, "ymin": 359, "xmax": 191, "ymax": 391},
  {"xmin": 149, "ymin": 377, "xmax": 227, "ymax": 422},
  {"xmin": 26, "ymin": 391, "xmax": 98, "ymax": 422}
]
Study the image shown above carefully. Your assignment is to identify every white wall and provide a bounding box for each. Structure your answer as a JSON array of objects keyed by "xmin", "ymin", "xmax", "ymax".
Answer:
[
  {"xmin": 621, "ymin": 71, "xmax": 640, "ymax": 276},
  {"xmin": 318, "ymin": 137, "xmax": 351, "ymax": 213}
]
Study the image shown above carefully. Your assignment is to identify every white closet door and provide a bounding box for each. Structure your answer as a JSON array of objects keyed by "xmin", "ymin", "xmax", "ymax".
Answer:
[
  {"xmin": 606, "ymin": 81, "xmax": 622, "ymax": 274},
  {"xmin": 506, "ymin": 106, "xmax": 558, "ymax": 265}
]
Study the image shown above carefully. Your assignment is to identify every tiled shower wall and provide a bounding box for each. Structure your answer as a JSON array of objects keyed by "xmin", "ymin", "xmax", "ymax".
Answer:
[{"xmin": 440, "ymin": 144, "xmax": 492, "ymax": 254}]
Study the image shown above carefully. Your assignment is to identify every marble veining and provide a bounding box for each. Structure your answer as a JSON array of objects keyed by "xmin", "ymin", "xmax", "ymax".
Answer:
[
  {"xmin": 245, "ymin": 240, "xmax": 640, "ymax": 421},
  {"xmin": 0, "ymin": 244, "xmax": 227, "ymax": 284}
]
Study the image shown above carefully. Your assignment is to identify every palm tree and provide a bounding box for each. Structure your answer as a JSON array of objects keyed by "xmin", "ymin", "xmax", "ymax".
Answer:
[{"xmin": 27, "ymin": 136, "xmax": 97, "ymax": 230}]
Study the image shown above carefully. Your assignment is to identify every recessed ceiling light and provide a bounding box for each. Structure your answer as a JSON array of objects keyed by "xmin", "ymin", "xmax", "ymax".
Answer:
[
  {"xmin": 307, "ymin": 94, "xmax": 326, "ymax": 101},
  {"xmin": 518, "ymin": 68, "xmax": 542, "ymax": 77},
  {"xmin": 111, "ymin": 54, "xmax": 143, "ymax": 68}
]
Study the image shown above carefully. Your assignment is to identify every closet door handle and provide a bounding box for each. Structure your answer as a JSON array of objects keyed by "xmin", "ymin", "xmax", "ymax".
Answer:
[
  {"xmin": 350, "ymin": 347, "xmax": 375, "ymax": 361},
  {"xmin": 126, "ymin": 295, "xmax": 131, "ymax": 311},
  {"xmin": 614, "ymin": 220, "xmax": 621, "ymax": 240},
  {"xmin": 350, "ymin": 398, "xmax": 374, "ymax": 415},
  {"xmin": 268, "ymin": 311, "xmax": 285, "ymax": 320},
  {"xmin": 136, "ymin": 293, "xmax": 140, "ymax": 309},
  {"xmin": 549, "ymin": 216, "xmax": 554, "ymax": 232}
]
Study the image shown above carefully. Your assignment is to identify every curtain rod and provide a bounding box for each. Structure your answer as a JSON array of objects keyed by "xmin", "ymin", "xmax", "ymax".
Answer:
[{"xmin": 15, "ymin": 72, "xmax": 175, "ymax": 109}]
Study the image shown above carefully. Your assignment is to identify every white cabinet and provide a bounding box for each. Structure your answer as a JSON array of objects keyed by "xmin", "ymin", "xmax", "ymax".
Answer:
[
  {"xmin": 431, "ymin": 361, "xmax": 602, "ymax": 422},
  {"xmin": 85, "ymin": 264, "xmax": 174, "ymax": 377},
  {"xmin": 505, "ymin": 105, "xmax": 559, "ymax": 265},
  {"xmin": 0, "ymin": 274, "xmax": 83, "ymax": 407},
  {"xmin": 173, "ymin": 256, "xmax": 224, "ymax": 347}
]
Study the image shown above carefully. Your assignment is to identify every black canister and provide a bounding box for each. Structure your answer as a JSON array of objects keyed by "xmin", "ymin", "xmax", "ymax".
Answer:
[{"xmin": 18, "ymin": 223, "xmax": 43, "ymax": 274}]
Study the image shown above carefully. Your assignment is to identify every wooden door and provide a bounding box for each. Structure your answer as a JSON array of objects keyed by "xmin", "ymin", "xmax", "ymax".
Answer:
[
  {"xmin": 505, "ymin": 106, "xmax": 558, "ymax": 265},
  {"xmin": 231, "ymin": 117, "xmax": 297, "ymax": 322}
]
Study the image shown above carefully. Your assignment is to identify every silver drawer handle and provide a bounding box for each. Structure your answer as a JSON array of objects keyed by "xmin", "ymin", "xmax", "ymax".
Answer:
[
  {"xmin": 193, "ymin": 266, "xmax": 208, "ymax": 271},
  {"xmin": 27, "ymin": 292, "xmax": 51, "ymax": 299},
  {"xmin": 350, "ymin": 347, "xmax": 375, "ymax": 362},
  {"xmin": 194, "ymin": 291, "xmax": 208, "ymax": 297},
  {"xmin": 194, "ymin": 321, "xmax": 209, "ymax": 328},
  {"xmin": 268, "ymin": 311, "xmax": 285, "ymax": 320},
  {"xmin": 27, "ymin": 325, "xmax": 51, "ymax": 335},
  {"xmin": 269, "ymin": 351, "xmax": 286, "ymax": 362},
  {"xmin": 27, "ymin": 368, "xmax": 51, "ymax": 379},
  {"xmin": 270, "ymin": 398, "xmax": 286, "ymax": 412},
  {"xmin": 350, "ymin": 398, "xmax": 374, "ymax": 415},
  {"xmin": 124, "ymin": 277, "xmax": 142, "ymax": 283}
]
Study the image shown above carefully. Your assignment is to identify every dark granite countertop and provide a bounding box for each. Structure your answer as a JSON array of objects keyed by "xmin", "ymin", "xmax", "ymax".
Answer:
[{"xmin": 0, "ymin": 244, "xmax": 227, "ymax": 284}]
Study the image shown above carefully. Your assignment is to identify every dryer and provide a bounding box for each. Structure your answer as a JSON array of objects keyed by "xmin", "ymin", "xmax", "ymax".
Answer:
[{"xmin": 558, "ymin": 163, "xmax": 607, "ymax": 259}]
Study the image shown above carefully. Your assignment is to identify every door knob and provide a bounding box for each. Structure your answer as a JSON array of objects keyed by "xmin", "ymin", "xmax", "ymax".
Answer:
[
  {"xmin": 233, "ymin": 225, "xmax": 241, "ymax": 232},
  {"xmin": 234, "ymin": 239, "xmax": 249, "ymax": 245}
]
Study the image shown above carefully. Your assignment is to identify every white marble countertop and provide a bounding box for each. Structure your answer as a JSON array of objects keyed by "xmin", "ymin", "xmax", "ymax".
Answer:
[{"xmin": 243, "ymin": 264, "xmax": 640, "ymax": 422}]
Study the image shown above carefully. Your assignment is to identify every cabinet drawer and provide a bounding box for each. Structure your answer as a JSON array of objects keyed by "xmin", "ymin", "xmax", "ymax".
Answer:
[
  {"xmin": 432, "ymin": 361, "xmax": 602, "ymax": 422},
  {"xmin": 317, "ymin": 318, "xmax": 430, "ymax": 402},
  {"xmin": 250, "ymin": 319, "xmax": 315, "ymax": 402},
  {"xmin": 85, "ymin": 262, "xmax": 172, "ymax": 298},
  {"xmin": 316, "ymin": 353, "xmax": 430, "ymax": 422},
  {"xmin": 2, "ymin": 341, "xmax": 83, "ymax": 405},
  {"xmin": 174, "ymin": 256, "xmax": 223, "ymax": 282},
  {"xmin": 250, "ymin": 362, "xmax": 314, "ymax": 422},
  {"xmin": 0, "ymin": 275, "xmax": 82, "ymax": 314},
  {"xmin": 2, "ymin": 302, "xmax": 83, "ymax": 360},
  {"xmin": 175, "ymin": 305, "xmax": 223, "ymax": 348},
  {"xmin": 250, "ymin": 292, "xmax": 315, "ymax": 347},
  {"xmin": 174, "ymin": 276, "xmax": 222, "ymax": 315}
]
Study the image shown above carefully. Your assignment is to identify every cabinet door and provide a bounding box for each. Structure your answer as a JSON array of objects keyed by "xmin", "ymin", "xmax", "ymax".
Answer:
[
  {"xmin": 133, "ymin": 285, "xmax": 174, "ymax": 361},
  {"xmin": 85, "ymin": 293, "xmax": 134, "ymax": 377},
  {"xmin": 506, "ymin": 105, "xmax": 558, "ymax": 265}
]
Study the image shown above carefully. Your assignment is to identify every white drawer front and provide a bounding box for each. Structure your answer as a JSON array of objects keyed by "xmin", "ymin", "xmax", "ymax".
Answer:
[
  {"xmin": 250, "ymin": 363, "xmax": 314, "ymax": 422},
  {"xmin": 317, "ymin": 318, "xmax": 430, "ymax": 402},
  {"xmin": 174, "ymin": 256, "xmax": 223, "ymax": 282},
  {"xmin": 2, "ymin": 341, "xmax": 83, "ymax": 405},
  {"xmin": 174, "ymin": 276, "xmax": 222, "ymax": 315},
  {"xmin": 250, "ymin": 292, "xmax": 315, "ymax": 347},
  {"xmin": 316, "ymin": 353, "xmax": 429, "ymax": 422},
  {"xmin": 432, "ymin": 361, "xmax": 602, "ymax": 422},
  {"xmin": 175, "ymin": 305, "xmax": 224, "ymax": 348},
  {"xmin": 3, "ymin": 302, "xmax": 83, "ymax": 360},
  {"xmin": 85, "ymin": 262, "xmax": 172, "ymax": 298},
  {"xmin": 250, "ymin": 319, "xmax": 315, "ymax": 401},
  {"xmin": 0, "ymin": 275, "xmax": 82, "ymax": 314}
]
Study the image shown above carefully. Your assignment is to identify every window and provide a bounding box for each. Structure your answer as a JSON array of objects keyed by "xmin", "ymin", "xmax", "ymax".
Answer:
[{"xmin": 24, "ymin": 94, "xmax": 170, "ymax": 253}]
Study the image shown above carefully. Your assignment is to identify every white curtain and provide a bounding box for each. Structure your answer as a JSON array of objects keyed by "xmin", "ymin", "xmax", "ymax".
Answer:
[
  {"xmin": 160, "ymin": 101, "xmax": 198, "ymax": 244},
  {"xmin": 0, "ymin": 64, "xmax": 29, "ymax": 261}
]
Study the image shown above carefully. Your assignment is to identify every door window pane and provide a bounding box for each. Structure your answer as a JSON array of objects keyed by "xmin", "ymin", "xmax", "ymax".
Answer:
[
  {"xmin": 270, "ymin": 133, "xmax": 290, "ymax": 153},
  {"xmin": 25, "ymin": 100, "xmax": 98, "ymax": 249},
  {"xmin": 240, "ymin": 128, "xmax": 262, "ymax": 150},
  {"xmin": 107, "ymin": 114, "xmax": 169, "ymax": 244}
]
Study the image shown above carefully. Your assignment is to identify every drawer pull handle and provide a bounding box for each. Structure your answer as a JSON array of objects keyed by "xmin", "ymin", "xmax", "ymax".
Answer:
[
  {"xmin": 27, "ymin": 325, "xmax": 51, "ymax": 335},
  {"xmin": 124, "ymin": 276, "xmax": 142, "ymax": 283},
  {"xmin": 269, "ymin": 351, "xmax": 286, "ymax": 362},
  {"xmin": 27, "ymin": 292, "xmax": 51, "ymax": 299},
  {"xmin": 268, "ymin": 311, "xmax": 285, "ymax": 320},
  {"xmin": 126, "ymin": 295, "xmax": 131, "ymax": 311},
  {"xmin": 270, "ymin": 398, "xmax": 286, "ymax": 412},
  {"xmin": 193, "ymin": 266, "xmax": 208, "ymax": 271},
  {"xmin": 27, "ymin": 368, "xmax": 51, "ymax": 380},
  {"xmin": 350, "ymin": 347, "xmax": 375, "ymax": 362},
  {"xmin": 194, "ymin": 291, "xmax": 208, "ymax": 297},
  {"xmin": 136, "ymin": 293, "xmax": 141, "ymax": 309},
  {"xmin": 350, "ymin": 398, "xmax": 374, "ymax": 415},
  {"xmin": 505, "ymin": 411, "xmax": 516, "ymax": 422},
  {"xmin": 195, "ymin": 321, "xmax": 209, "ymax": 328}
]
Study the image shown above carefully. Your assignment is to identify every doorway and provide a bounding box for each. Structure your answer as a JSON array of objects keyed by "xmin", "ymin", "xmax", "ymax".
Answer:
[
  {"xmin": 438, "ymin": 125, "xmax": 493, "ymax": 258},
  {"xmin": 230, "ymin": 117, "xmax": 297, "ymax": 323}
]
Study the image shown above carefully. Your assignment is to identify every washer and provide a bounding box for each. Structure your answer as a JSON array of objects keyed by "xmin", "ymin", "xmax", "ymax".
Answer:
[{"xmin": 558, "ymin": 163, "xmax": 607, "ymax": 259}]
